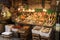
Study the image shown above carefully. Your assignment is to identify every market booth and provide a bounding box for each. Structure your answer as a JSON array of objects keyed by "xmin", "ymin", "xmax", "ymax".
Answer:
[{"xmin": 0, "ymin": 0, "xmax": 59, "ymax": 40}]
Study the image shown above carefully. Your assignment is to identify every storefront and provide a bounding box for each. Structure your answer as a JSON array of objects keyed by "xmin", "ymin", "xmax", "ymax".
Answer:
[{"xmin": 0, "ymin": 0, "xmax": 59, "ymax": 40}]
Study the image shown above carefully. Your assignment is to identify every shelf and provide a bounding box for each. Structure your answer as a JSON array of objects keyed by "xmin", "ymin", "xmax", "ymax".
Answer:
[{"xmin": 14, "ymin": 21, "xmax": 55, "ymax": 28}]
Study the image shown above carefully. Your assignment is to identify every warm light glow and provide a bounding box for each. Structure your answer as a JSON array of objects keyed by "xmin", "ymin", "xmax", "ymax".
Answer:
[
  {"xmin": 18, "ymin": 8, "xmax": 20, "ymax": 11},
  {"xmin": 29, "ymin": 9, "xmax": 31, "ymax": 12},
  {"xmin": 28, "ymin": 9, "xmax": 35, "ymax": 12},
  {"xmin": 32, "ymin": 9, "xmax": 35, "ymax": 12},
  {"xmin": 43, "ymin": 9, "xmax": 47, "ymax": 12},
  {"xmin": 23, "ymin": 9, "xmax": 25, "ymax": 11}
]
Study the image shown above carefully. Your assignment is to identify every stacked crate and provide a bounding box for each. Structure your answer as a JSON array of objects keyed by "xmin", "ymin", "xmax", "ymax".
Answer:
[
  {"xmin": 32, "ymin": 26, "xmax": 53, "ymax": 40},
  {"xmin": 32, "ymin": 26, "xmax": 42, "ymax": 40},
  {"xmin": 40, "ymin": 27, "xmax": 53, "ymax": 40},
  {"xmin": 40, "ymin": 36, "xmax": 51, "ymax": 40},
  {"xmin": 32, "ymin": 33, "xmax": 41, "ymax": 40},
  {"xmin": 0, "ymin": 24, "xmax": 4, "ymax": 33},
  {"xmin": 19, "ymin": 26, "xmax": 31, "ymax": 40}
]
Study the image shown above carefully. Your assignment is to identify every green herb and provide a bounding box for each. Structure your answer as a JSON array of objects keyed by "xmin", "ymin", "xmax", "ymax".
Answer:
[
  {"xmin": 24, "ymin": 5, "xmax": 29, "ymax": 10},
  {"xmin": 35, "ymin": 9, "xmax": 43, "ymax": 12},
  {"xmin": 47, "ymin": 9, "xmax": 54, "ymax": 14}
]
